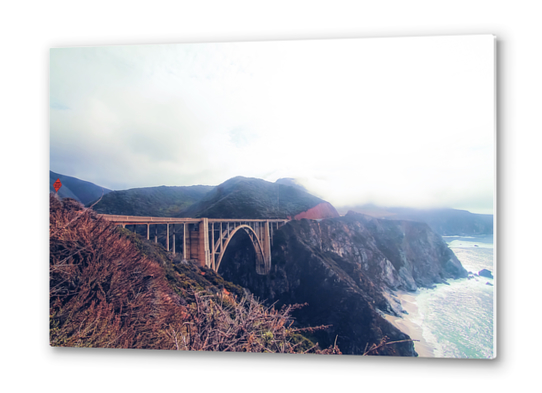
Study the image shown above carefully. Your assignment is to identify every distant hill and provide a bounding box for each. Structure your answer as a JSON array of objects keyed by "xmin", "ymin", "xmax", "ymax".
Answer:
[
  {"xmin": 179, "ymin": 176, "xmax": 338, "ymax": 219},
  {"xmin": 50, "ymin": 171, "xmax": 111, "ymax": 205},
  {"xmin": 90, "ymin": 184, "xmax": 214, "ymax": 217},
  {"xmin": 338, "ymin": 204, "xmax": 493, "ymax": 236}
]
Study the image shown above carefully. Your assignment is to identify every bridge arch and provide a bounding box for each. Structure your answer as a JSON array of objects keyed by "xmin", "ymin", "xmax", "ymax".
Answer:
[{"xmin": 214, "ymin": 224, "xmax": 269, "ymax": 275}]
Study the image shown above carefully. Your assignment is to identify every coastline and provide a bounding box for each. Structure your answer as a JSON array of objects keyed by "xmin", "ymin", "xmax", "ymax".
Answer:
[{"xmin": 384, "ymin": 291, "xmax": 435, "ymax": 358}]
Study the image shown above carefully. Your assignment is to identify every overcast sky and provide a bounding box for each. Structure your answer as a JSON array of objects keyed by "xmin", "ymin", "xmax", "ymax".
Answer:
[{"xmin": 50, "ymin": 35, "xmax": 495, "ymax": 214}]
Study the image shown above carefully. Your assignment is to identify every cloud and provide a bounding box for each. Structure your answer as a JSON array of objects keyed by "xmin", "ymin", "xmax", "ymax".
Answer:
[{"xmin": 50, "ymin": 36, "xmax": 495, "ymax": 214}]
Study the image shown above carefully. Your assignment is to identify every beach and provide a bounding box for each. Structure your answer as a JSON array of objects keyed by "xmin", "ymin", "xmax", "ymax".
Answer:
[{"xmin": 384, "ymin": 291, "xmax": 435, "ymax": 358}]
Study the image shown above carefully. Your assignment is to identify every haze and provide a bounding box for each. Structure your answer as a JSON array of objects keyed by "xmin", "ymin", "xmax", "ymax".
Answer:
[{"xmin": 50, "ymin": 35, "xmax": 495, "ymax": 214}]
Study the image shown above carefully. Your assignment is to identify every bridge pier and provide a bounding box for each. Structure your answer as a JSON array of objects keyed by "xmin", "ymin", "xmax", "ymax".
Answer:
[
  {"xmin": 197, "ymin": 218, "xmax": 210, "ymax": 268},
  {"xmin": 211, "ymin": 223, "xmax": 215, "ymax": 270},
  {"xmin": 172, "ymin": 225, "xmax": 176, "ymax": 255},
  {"xmin": 166, "ymin": 224, "xmax": 169, "ymax": 251},
  {"xmin": 183, "ymin": 223, "xmax": 187, "ymax": 261}
]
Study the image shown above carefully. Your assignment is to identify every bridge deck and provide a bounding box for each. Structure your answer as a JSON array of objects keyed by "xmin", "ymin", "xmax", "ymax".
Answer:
[
  {"xmin": 98, "ymin": 214, "xmax": 201, "ymax": 224},
  {"xmin": 98, "ymin": 214, "xmax": 289, "ymax": 225}
]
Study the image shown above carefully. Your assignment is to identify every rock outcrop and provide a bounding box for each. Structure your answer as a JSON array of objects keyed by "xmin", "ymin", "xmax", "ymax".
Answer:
[
  {"xmin": 218, "ymin": 211, "xmax": 467, "ymax": 356},
  {"xmin": 293, "ymin": 202, "xmax": 340, "ymax": 220},
  {"xmin": 478, "ymin": 269, "xmax": 494, "ymax": 279}
]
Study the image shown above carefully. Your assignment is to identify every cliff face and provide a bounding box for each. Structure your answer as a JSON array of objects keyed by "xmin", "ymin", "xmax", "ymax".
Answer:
[
  {"xmin": 218, "ymin": 212, "xmax": 467, "ymax": 356},
  {"xmin": 342, "ymin": 211, "xmax": 468, "ymax": 290},
  {"xmin": 386, "ymin": 208, "xmax": 493, "ymax": 236}
]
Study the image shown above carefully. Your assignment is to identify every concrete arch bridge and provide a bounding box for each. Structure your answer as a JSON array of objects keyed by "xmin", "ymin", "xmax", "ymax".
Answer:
[{"xmin": 98, "ymin": 215, "xmax": 289, "ymax": 275}]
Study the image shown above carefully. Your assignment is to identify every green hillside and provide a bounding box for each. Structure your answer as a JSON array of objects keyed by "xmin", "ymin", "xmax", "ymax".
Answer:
[
  {"xmin": 90, "ymin": 184, "xmax": 214, "ymax": 217},
  {"xmin": 179, "ymin": 176, "xmax": 327, "ymax": 219}
]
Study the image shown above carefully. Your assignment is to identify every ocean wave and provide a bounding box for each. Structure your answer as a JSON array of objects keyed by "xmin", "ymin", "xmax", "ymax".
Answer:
[{"xmin": 409, "ymin": 245, "xmax": 494, "ymax": 358}]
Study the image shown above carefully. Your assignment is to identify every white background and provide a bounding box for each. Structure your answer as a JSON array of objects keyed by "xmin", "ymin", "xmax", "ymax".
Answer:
[{"xmin": 1, "ymin": 0, "xmax": 539, "ymax": 391}]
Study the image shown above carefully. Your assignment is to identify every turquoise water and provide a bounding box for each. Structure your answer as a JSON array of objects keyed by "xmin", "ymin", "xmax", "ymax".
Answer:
[{"xmin": 414, "ymin": 235, "xmax": 495, "ymax": 359}]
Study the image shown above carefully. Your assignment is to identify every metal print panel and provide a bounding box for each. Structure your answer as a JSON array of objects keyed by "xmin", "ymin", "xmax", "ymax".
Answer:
[{"xmin": 49, "ymin": 35, "xmax": 496, "ymax": 358}]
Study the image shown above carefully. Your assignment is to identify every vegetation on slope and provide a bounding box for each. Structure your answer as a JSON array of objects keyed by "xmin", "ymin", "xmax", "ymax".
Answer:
[
  {"xmin": 58, "ymin": 174, "xmax": 337, "ymax": 221},
  {"xmin": 49, "ymin": 194, "xmax": 338, "ymax": 354},
  {"xmin": 179, "ymin": 176, "xmax": 327, "ymax": 219},
  {"xmin": 89, "ymin": 185, "xmax": 214, "ymax": 217}
]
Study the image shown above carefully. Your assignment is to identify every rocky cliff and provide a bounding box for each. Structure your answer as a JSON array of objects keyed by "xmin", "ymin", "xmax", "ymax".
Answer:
[
  {"xmin": 218, "ymin": 211, "xmax": 467, "ymax": 356},
  {"xmin": 293, "ymin": 202, "xmax": 340, "ymax": 220}
]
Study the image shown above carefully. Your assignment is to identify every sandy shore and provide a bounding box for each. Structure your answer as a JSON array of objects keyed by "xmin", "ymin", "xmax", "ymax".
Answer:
[{"xmin": 383, "ymin": 291, "xmax": 435, "ymax": 358}]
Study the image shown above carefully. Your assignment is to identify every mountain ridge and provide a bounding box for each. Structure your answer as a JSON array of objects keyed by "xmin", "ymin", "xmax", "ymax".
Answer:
[
  {"xmin": 338, "ymin": 204, "xmax": 493, "ymax": 236},
  {"xmin": 177, "ymin": 176, "xmax": 336, "ymax": 219},
  {"xmin": 91, "ymin": 184, "xmax": 214, "ymax": 217}
]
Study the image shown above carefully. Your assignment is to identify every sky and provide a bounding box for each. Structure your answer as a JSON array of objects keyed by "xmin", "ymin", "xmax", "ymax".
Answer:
[{"xmin": 50, "ymin": 35, "xmax": 495, "ymax": 214}]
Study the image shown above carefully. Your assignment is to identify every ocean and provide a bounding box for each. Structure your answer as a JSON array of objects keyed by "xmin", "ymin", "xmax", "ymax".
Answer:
[{"xmin": 410, "ymin": 234, "xmax": 495, "ymax": 359}]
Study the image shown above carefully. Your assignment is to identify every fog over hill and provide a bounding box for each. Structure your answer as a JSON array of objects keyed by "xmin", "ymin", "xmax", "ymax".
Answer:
[
  {"xmin": 178, "ymin": 176, "xmax": 339, "ymax": 219},
  {"xmin": 82, "ymin": 175, "xmax": 338, "ymax": 220},
  {"xmin": 338, "ymin": 204, "xmax": 493, "ymax": 236},
  {"xmin": 51, "ymin": 171, "xmax": 492, "ymax": 236}
]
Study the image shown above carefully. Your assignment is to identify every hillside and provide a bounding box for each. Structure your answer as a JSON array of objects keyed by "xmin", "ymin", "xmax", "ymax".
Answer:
[
  {"xmin": 218, "ymin": 212, "xmax": 467, "ymax": 356},
  {"xmin": 90, "ymin": 184, "xmax": 214, "ymax": 216},
  {"xmin": 338, "ymin": 204, "xmax": 493, "ymax": 236},
  {"xmin": 179, "ymin": 176, "xmax": 338, "ymax": 219},
  {"xmin": 49, "ymin": 194, "xmax": 338, "ymax": 353},
  {"xmin": 50, "ymin": 171, "xmax": 111, "ymax": 205},
  {"xmin": 55, "ymin": 173, "xmax": 339, "ymax": 220}
]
